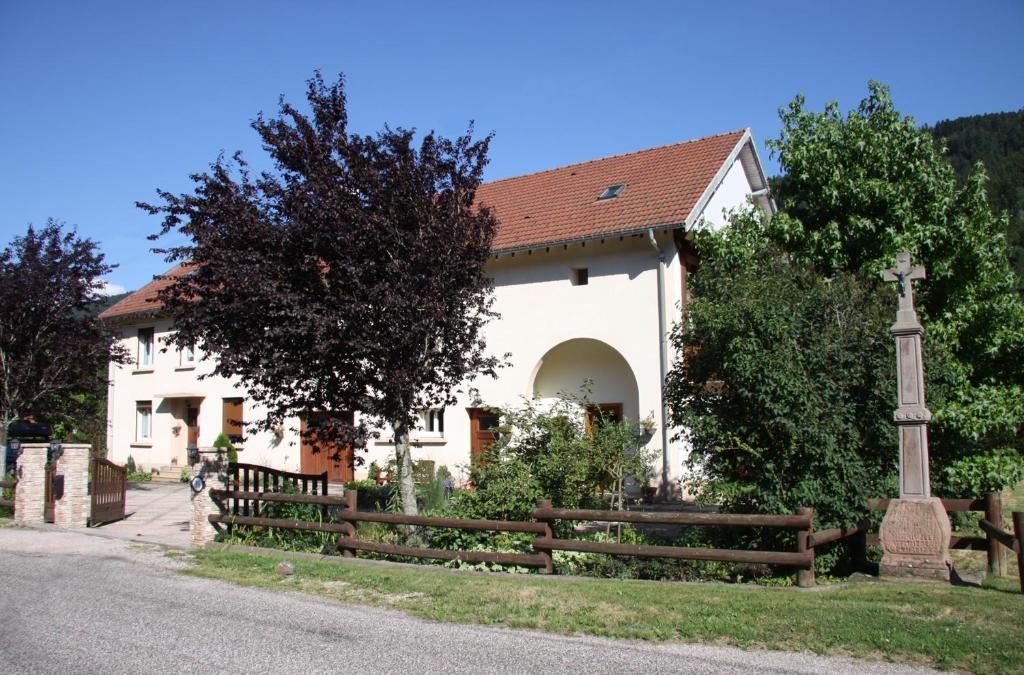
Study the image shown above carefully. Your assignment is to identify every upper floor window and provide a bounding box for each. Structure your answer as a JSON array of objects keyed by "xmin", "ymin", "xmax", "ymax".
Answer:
[
  {"xmin": 180, "ymin": 343, "xmax": 196, "ymax": 366},
  {"xmin": 137, "ymin": 328, "xmax": 154, "ymax": 368},
  {"xmin": 571, "ymin": 267, "xmax": 589, "ymax": 286},
  {"xmin": 418, "ymin": 408, "xmax": 445, "ymax": 438}
]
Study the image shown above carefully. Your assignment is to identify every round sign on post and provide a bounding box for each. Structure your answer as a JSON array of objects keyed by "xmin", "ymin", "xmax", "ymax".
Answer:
[{"xmin": 190, "ymin": 474, "xmax": 206, "ymax": 494}]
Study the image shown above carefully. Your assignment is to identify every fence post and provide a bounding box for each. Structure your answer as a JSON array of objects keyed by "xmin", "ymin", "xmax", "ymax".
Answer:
[
  {"xmin": 338, "ymin": 489, "xmax": 357, "ymax": 558},
  {"xmin": 985, "ymin": 491, "xmax": 1006, "ymax": 577},
  {"xmin": 797, "ymin": 507, "xmax": 815, "ymax": 588},
  {"xmin": 535, "ymin": 499, "xmax": 555, "ymax": 575},
  {"xmin": 1013, "ymin": 511, "xmax": 1023, "ymax": 594}
]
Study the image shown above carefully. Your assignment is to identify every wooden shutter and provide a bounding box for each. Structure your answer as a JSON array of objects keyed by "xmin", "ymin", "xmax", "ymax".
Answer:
[{"xmin": 222, "ymin": 398, "xmax": 243, "ymax": 442}]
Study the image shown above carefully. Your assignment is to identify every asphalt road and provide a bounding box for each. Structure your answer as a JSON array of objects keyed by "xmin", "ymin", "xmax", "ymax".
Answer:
[{"xmin": 0, "ymin": 528, "xmax": 942, "ymax": 675}]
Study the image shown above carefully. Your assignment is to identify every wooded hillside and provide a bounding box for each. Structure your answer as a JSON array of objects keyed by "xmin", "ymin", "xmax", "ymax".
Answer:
[{"xmin": 928, "ymin": 109, "xmax": 1024, "ymax": 284}]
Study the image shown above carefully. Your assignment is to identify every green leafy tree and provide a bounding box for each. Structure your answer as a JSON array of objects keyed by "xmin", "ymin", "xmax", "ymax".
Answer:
[
  {"xmin": 765, "ymin": 82, "xmax": 1024, "ymax": 490},
  {"xmin": 666, "ymin": 209, "xmax": 901, "ymax": 527}
]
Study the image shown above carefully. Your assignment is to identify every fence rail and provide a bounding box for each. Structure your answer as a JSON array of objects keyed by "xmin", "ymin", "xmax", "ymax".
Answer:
[
  {"xmin": 211, "ymin": 483, "xmax": 828, "ymax": 586},
  {"xmin": 228, "ymin": 462, "xmax": 329, "ymax": 522},
  {"xmin": 979, "ymin": 513, "xmax": 1024, "ymax": 593}
]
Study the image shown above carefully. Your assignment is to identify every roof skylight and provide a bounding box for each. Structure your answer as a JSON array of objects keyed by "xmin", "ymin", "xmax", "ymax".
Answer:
[{"xmin": 596, "ymin": 183, "xmax": 626, "ymax": 201}]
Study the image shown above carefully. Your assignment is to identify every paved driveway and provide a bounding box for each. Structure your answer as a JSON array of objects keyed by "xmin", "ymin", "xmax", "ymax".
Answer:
[
  {"xmin": 89, "ymin": 481, "xmax": 191, "ymax": 547},
  {"xmin": 0, "ymin": 528, "xmax": 943, "ymax": 675}
]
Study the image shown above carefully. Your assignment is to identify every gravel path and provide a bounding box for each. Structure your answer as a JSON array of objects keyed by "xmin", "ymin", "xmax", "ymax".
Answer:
[{"xmin": 0, "ymin": 527, "xmax": 945, "ymax": 674}]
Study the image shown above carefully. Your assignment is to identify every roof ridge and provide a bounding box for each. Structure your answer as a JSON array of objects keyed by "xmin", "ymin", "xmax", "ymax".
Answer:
[{"xmin": 479, "ymin": 128, "xmax": 748, "ymax": 188}]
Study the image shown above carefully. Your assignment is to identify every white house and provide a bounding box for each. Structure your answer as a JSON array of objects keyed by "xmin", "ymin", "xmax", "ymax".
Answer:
[{"xmin": 100, "ymin": 129, "xmax": 773, "ymax": 493}]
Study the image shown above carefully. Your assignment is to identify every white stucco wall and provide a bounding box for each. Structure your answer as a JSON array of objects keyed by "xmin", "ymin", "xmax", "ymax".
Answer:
[
  {"xmin": 698, "ymin": 157, "xmax": 752, "ymax": 231},
  {"xmin": 105, "ymin": 320, "xmax": 303, "ymax": 473},
  {"xmin": 359, "ymin": 233, "xmax": 683, "ymax": 488}
]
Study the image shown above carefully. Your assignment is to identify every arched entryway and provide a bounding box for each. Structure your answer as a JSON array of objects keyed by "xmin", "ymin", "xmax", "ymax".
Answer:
[{"xmin": 529, "ymin": 338, "xmax": 640, "ymax": 421}]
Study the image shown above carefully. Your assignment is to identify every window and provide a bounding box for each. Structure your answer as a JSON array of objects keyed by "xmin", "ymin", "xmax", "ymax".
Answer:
[
  {"xmin": 222, "ymin": 398, "xmax": 244, "ymax": 444},
  {"xmin": 596, "ymin": 183, "xmax": 626, "ymax": 201},
  {"xmin": 585, "ymin": 403, "xmax": 624, "ymax": 436},
  {"xmin": 137, "ymin": 328, "xmax": 154, "ymax": 368},
  {"xmin": 572, "ymin": 267, "xmax": 589, "ymax": 286},
  {"xmin": 180, "ymin": 343, "xmax": 196, "ymax": 366},
  {"xmin": 136, "ymin": 401, "xmax": 152, "ymax": 441},
  {"xmin": 418, "ymin": 408, "xmax": 445, "ymax": 438}
]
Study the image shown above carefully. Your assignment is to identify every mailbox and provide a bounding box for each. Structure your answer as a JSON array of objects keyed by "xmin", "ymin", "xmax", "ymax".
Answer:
[{"xmin": 52, "ymin": 474, "xmax": 65, "ymax": 501}]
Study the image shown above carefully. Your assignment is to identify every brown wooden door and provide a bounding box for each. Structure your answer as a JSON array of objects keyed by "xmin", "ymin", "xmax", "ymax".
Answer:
[
  {"xmin": 185, "ymin": 406, "xmax": 199, "ymax": 446},
  {"xmin": 467, "ymin": 408, "xmax": 501, "ymax": 458},
  {"xmin": 300, "ymin": 412, "xmax": 354, "ymax": 483}
]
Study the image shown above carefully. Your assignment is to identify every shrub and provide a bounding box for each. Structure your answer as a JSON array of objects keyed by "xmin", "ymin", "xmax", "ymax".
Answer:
[
  {"xmin": 939, "ymin": 448, "xmax": 1024, "ymax": 498},
  {"xmin": 213, "ymin": 432, "xmax": 237, "ymax": 464},
  {"xmin": 125, "ymin": 455, "xmax": 136, "ymax": 474},
  {"xmin": 220, "ymin": 483, "xmax": 333, "ymax": 552},
  {"xmin": 342, "ymin": 479, "xmax": 390, "ymax": 510}
]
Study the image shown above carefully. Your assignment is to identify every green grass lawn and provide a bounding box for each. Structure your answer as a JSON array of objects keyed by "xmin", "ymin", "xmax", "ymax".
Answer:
[{"xmin": 185, "ymin": 547, "xmax": 1023, "ymax": 674}]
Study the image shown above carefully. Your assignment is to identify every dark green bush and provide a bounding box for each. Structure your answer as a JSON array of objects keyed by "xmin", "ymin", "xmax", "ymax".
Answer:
[{"xmin": 213, "ymin": 432, "xmax": 237, "ymax": 465}]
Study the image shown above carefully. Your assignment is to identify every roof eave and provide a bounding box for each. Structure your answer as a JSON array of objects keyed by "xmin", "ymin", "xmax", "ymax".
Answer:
[{"xmin": 491, "ymin": 222, "xmax": 686, "ymax": 258}]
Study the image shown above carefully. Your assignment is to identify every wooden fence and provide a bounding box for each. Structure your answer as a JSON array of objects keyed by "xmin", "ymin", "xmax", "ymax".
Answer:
[
  {"xmin": 205, "ymin": 465, "xmax": 1023, "ymax": 591},
  {"xmin": 979, "ymin": 511, "xmax": 1024, "ymax": 593},
  {"xmin": 209, "ymin": 484, "xmax": 830, "ymax": 586},
  {"xmin": 228, "ymin": 462, "xmax": 329, "ymax": 521},
  {"xmin": 0, "ymin": 477, "xmax": 15, "ymax": 513}
]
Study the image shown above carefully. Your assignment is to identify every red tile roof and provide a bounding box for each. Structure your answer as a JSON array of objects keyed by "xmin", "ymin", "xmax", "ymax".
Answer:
[
  {"xmin": 101, "ymin": 130, "xmax": 747, "ymax": 320},
  {"xmin": 99, "ymin": 264, "xmax": 191, "ymax": 320},
  {"xmin": 481, "ymin": 129, "xmax": 747, "ymax": 252}
]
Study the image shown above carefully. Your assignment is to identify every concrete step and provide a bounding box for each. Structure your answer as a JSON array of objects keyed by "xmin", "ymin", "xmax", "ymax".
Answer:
[{"xmin": 147, "ymin": 467, "xmax": 189, "ymax": 485}]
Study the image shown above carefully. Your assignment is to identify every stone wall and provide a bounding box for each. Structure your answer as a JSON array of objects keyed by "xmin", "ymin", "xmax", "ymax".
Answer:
[
  {"xmin": 190, "ymin": 458, "xmax": 228, "ymax": 547},
  {"xmin": 54, "ymin": 444, "xmax": 91, "ymax": 529},
  {"xmin": 13, "ymin": 443, "xmax": 48, "ymax": 525}
]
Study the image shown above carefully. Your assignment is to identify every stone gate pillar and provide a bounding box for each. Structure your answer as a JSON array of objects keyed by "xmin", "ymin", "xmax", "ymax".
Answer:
[
  {"xmin": 54, "ymin": 444, "xmax": 91, "ymax": 529},
  {"xmin": 190, "ymin": 453, "xmax": 229, "ymax": 548},
  {"xmin": 13, "ymin": 443, "xmax": 48, "ymax": 525}
]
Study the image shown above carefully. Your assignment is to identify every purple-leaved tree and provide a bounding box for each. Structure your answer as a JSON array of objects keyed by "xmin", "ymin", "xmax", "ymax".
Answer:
[
  {"xmin": 0, "ymin": 221, "xmax": 128, "ymax": 476},
  {"xmin": 140, "ymin": 73, "xmax": 500, "ymax": 514}
]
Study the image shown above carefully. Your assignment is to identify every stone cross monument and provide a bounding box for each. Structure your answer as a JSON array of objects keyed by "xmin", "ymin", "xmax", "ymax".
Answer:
[{"xmin": 878, "ymin": 253, "xmax": 952, "ymax": 581}]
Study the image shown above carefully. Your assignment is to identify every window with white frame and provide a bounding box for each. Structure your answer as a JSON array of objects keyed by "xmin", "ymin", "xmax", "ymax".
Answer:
[
  {"xmin": 180, "ymin": 342, "xmax": 196, "ymax": 365},
  {"xmin": 136, "ymin": 401, "xmax": 152, "ymax": 441},
  {"xmin": 137, "ymin": 327, "xmax": 154, "ymax": 368},
  {"xmin": 418, "ymin": 408, "xmax": 445, "ymax": 438}
]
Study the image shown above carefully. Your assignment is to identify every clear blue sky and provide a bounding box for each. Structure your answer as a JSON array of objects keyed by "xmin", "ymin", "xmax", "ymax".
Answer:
[{"xmin": 2, "ymin": 1, "xmax": 1022, "ymax": 293}]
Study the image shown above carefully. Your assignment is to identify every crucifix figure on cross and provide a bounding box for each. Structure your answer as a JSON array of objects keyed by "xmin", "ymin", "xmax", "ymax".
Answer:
[{"xmin": 882, "ymin": 252, "xmax": 925, "ymax": 318}]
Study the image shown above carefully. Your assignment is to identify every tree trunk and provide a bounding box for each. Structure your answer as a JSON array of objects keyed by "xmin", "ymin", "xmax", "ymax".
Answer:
[
  {"xmin": 392, "ymin": 422, "xmax": 419, "ymax": 516},
  {"xmin": 0, "ymin": 421, "xmax": 7, "ymax": 478}
]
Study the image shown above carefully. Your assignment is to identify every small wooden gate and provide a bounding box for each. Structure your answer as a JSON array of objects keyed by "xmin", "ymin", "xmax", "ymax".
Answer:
[{"xmin": 89, "ymin": 458, "xmax": 127, "ymax": 526}]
